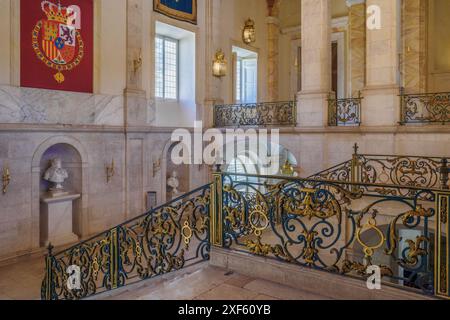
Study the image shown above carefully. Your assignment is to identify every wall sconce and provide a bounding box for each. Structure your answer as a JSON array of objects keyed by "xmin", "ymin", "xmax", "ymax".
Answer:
[
  {"xmin": 2, "ymin": 165, "xmax": 11, "ymax": 194},
  {"xmin": 242, "ymin": 18, "xmax": 256, "ymax": 45},
  {"xmin": 133, "ymin": 49, "xmax": 142, "ymax": 74},
  {"xmin": 153, "ymin": 158, "xmax": 161, "ymax": 178},
  {"xmin": 280, "ymin": 160, "xmax": 295, "ymax": 176},
  {"xmin": 106, "ymin": 159, "xmax": 115, "ymax": 183},
  {"xmin": 212, "ymin": 50, "xmax": 227, "ymax": 78}
]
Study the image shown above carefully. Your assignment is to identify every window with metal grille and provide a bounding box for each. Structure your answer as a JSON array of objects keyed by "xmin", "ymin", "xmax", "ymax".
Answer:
[{"xmin": 155, "ymin": 35, "xmax": 179, "ymax": 100}]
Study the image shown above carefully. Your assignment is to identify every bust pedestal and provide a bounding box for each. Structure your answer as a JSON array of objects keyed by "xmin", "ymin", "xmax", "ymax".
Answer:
[{"xmin": 40, "ymin": 193, "xmax": 81, "ymax": 247}]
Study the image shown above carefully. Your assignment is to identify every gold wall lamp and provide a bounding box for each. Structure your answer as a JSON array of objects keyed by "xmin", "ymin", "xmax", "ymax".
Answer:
[
  {"xmin": 2, "ymin": 164, "xmax": 10, "ymax": 194},
  {"xmin": 212, "ymin": 50, "xmax": 227, "ymax": 78},
  {"xmin": 106, "ymin": 159, "xmax": 115, "ymax": 183},
  {"xmin": 242, "ymin": 19, "xmax": 256, "ymax": 45},
  {"xmin": 133, "ymin": 49, "xmax": 143, "ymax": 74}
]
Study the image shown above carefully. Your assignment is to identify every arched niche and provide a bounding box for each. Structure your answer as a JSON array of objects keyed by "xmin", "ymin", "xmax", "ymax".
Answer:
[
  {"xmin": 160, "ymin": 140, "xmax": 190, "ymax": 203},
  {"xmin": 31, "ymin": 136, "xmax": 89, "ymax": 249},
  {"xmin": 223, "ymin": 139, "xmax": 299, "ymax": 176}
]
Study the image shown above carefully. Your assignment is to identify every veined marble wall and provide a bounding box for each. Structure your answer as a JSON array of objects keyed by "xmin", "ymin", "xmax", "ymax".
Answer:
[
  {"xmin": 0, "ymin": 85, "xmax": 125, "ymax": 125},
  {"xmin": 348, "ymin": 2, "xmax": 366, "ymax": 96},
  {"xmin": 402, "ymin": 0, "xmax": 427, "ymax": 94}
]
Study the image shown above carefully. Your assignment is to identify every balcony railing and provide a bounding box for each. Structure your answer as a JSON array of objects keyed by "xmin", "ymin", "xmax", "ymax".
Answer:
[
  {"xmin": 213, "ymin": 101, "xmax": 297, "ymax": 128},
  {"xmin": 327, "ymin": 92, "xmax": 362, "ymax": 127},
  {"xmin": 400, "ymin": 89, "xmax": 450, "ymax": 125}
]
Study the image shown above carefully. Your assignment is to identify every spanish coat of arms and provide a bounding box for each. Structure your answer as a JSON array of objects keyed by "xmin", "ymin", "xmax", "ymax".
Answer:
[{"xmin": 32, "ymin": 0, "xmax": 84, "ymax": 84}]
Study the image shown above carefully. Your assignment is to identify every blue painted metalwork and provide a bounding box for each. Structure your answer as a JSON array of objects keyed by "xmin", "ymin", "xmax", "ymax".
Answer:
[
  {"xmin": 41, "ymin": 184, "xmax": 211, "ymax": 300},
  {"xmin": 220, "ymin": 172, "xmax": 437, "ymax": 295}
]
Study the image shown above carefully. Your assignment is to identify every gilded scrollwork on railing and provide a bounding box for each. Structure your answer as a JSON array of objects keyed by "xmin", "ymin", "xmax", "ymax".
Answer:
[
  {"xmin": 220, "ymin": 172, "xmax": 436, "ymax": 295},
  {"xmin": 310, "ymin": 150, "xmax": 448, "ymax": 198},
  {"xmin": 41, "ymin": 185, "xmax": 211, "ymax": 300},
  {"xmin": 358, "ymin": 155, "xmax": 444, "ymax": 198},
  {"xmin": 327, "ymin": 93, "xmax": 362, "ymax": 127},
  {"xmin": 214, "ymin": 101, "xmax": 297, "ymax": 128},
  {"xmin": 400, "ymin": 89, "xmax": 450, "ymax": 124}
]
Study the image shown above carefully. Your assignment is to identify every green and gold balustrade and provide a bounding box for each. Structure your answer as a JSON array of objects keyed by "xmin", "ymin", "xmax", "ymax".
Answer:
[
  {"xmin": 310, "ymin": 145, "xmax": 449, "ymax": 198},
  {"xmin": 213, "ymin": 101, "xmax": 297, "ymax": 128},
  {"xmin": 212, "ymin": 171, "xmax": 450, "ymax": 298},
  {"xmin": 41, "ymin": 185, "xmax": 211, "ymax": 300},
  {"xmin": 400, "ymin": 89, "xmax": 450, "ymax": 125}
]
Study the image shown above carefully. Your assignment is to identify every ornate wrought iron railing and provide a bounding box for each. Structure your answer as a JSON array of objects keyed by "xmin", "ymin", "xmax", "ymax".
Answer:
[
  {"xmin": 400, "ymin": 89, "xmax": 450, "ymax": 125},
  {"xmin": 213, "ymin": 101, "xmax": 297, "ymax": 128},
  {"xmin": 309, "ymin": 144, "xmax": 449, "ymax": 198},
  {"xmin": 41, "ymin": 184, "xmax": 211, "ymax": 300},
  {"xmin": 211, "ymin": 171, "xmax": 450, "ymax": 298},
  {"xmin": 327, "ymin": 92, "xmax": 362, "ymax": 126}
]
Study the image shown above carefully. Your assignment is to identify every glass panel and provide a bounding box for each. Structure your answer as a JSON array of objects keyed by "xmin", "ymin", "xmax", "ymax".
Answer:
[
  {"xmin": 155, "ymin": 37, "xmax": 164, "ymax": 98},
  {"xmin": 164, "ymin": 38, "xmax": 178, "ymax": 100}
]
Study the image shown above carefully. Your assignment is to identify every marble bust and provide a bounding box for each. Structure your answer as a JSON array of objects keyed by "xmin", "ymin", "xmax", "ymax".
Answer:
[
  {"xmin": 43, "ymin": 158, "xmax": 69, "ymax": 193},
  {"xmin": 167, "ymin": 171, "xmax": 180, "ymax": 199}
]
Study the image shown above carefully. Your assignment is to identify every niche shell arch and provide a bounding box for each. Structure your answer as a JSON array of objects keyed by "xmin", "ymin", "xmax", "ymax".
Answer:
[{"xmin": 31, "ymin": 136, "xmax": 89, "ymax": 249}]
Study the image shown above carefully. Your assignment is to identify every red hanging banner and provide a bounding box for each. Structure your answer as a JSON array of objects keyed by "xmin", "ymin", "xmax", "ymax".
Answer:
[{"xmin": 20, "ymin": 0, "xmax": 93, "ymax": 93}]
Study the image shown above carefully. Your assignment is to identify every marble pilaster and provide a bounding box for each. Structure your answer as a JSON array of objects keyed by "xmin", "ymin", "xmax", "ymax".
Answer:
[
  {"xmin": 362, "ymin": 0, "xmax": 401, "ymax": 126},
  {"xmin": 297, "ymin": 0, "xmax": 331, "ymax": 127},
  {"xmin": 267, "ymin": 0, "xmax": 280, "ymax": 102},
  {"xmin": 402, "ymin": 0, "xmax": 427, "ymax": 94},
  {"xmin": 124, "ymin": 0, "xmax": 153, "ymax": 127},
  {"xmin": 348, "ymin": 1, "xmax": 366, "ymax": 96}
]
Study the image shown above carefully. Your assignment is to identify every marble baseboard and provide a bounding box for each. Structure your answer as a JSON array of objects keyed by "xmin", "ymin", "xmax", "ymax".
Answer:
[{"xmin": 210, "ymin": 247, "xmax": 434, "ymax": 300}]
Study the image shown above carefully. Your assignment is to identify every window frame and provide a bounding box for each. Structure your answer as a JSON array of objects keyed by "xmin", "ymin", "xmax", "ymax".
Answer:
[{"xmin": 155, "ymin": 34, "xmax": 180, "ymax": 101}]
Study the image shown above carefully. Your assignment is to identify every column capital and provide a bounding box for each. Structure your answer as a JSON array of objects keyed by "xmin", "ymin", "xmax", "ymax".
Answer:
[{"xmin": 346, "ymin": 0, "xmax": 365, "ymax": 7}]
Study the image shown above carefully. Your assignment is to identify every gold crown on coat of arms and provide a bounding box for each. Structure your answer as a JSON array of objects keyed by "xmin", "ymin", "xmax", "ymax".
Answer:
[{"xmin": 41, "ymin": 1, "xmax": 75, "ymax": 24}]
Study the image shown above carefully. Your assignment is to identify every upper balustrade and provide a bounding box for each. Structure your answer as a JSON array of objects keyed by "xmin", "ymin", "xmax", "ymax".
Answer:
[
  {"xmin": 327, "ymin": 92, "xmax": 363, "ymax": 127},
  {"xmin": 213, "ymin": 101, "xmax": 297, "ymax": 128},
  {"xmin": 400, "ymin": 88, "xmax": 450, "ymax": 125}
]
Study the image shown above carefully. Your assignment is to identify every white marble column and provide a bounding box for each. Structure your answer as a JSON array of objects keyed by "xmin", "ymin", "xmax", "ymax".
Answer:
[
  {"xmin": 362, "ymin": 0, "xmax": 401, "ymax": 126},
  {"xmin": 297, "ymin": 0, "xmax": 331, "ymax": 127}
]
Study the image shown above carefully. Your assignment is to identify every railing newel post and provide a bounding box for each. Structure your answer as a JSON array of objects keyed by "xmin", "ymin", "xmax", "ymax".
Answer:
[
  {"xmin": 43, "ymin": 243, "xmax": 54, "ymax": 301},
  {"xmin": 109, "ymin": 227, "xmax": 120, "ymax": 289},
  {"xmin": 211, "ymin": 167, "xmax": 224, "ymax": 247},
  {"xmin": 351, "ymin": 143, "xmax": 361, "ymax": 192},
  {"xmin": 435, "ymin": 190, "xmax": 450, "ymax": 299},
  {"xmin": 438, "ymin": 158, "xmax": 449, "ymax": 190}
]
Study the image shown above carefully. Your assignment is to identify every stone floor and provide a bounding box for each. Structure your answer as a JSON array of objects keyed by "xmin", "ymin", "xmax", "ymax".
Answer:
[
  {"xmin": 0, "ymin": 256, "xmax": 329, "ymax": 300},
  {"xmin": 0, "ymin": 256, "xmax": 44, "ymax": 300},
  {"xmin": 98, "ymin": 263, "xmax": 330, "ymax": 300}
]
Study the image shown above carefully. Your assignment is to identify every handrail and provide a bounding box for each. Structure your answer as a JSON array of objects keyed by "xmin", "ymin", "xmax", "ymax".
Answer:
[
  {"xmin": 53, "ymin": 184, "xmax": 212, "ymax": 256},
  {"xmin": 221, "ymin": 171, "xmax": 446, "ymax": 194},
  {"xmin": 42, "ymin": 184, "xmax": 212, "ymax": 300}
]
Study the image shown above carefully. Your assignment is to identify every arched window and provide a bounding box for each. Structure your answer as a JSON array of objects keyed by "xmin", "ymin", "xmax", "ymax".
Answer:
[{"xmin": 226, "ymin": 155, "xmax": 258, "ymax": 192}]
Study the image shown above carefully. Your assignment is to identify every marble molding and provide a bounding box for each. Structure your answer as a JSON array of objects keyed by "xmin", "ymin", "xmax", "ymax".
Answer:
[{"xmin": 0, "ymin": 85, "xmax": 156, "ymax": 126}]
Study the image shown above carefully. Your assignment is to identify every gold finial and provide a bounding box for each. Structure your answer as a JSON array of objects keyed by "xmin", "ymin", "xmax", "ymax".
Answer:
[
  {"xmin": 2, "ymin": 164, "xmax": 10, "ymax": 194},
  {"xmin": 106, "ymin": 159, "xmax": 115, "ymax": 183}
]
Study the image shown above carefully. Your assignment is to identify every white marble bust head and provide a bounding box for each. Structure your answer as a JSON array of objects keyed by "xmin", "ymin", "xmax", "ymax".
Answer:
[
  {"xmin": 43, "ymin": 158, "xmax": 69, "ymax": 191},
  {"xmin": 167, "ymin": 171, "xmax": 180, "ymax": 198}
]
